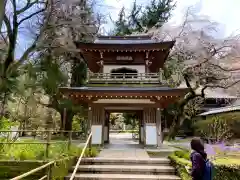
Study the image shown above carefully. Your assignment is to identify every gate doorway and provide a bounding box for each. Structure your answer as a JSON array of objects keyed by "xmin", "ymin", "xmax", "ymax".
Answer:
[{"xmin": 104, "ymin": 110, "xmax": 143, "ymax": 148}]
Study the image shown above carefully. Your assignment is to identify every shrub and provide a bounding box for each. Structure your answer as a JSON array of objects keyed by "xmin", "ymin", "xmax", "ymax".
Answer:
[
  {"xmin": 51, "ymin": 157, "xmax": 75, "ymax": 180},
  {"xmin": 195, "ymin": 112, "xmax": 240, "ymax": 139},
  {"xmin": 174, "ymin": 150, "xmax": 190, "ymax": 160},
  {"xmin": 84, "ymin": 147, "xmax": 99, "ymax": 157},
  {"xmin": 194, "ymin": 116, "xmax": 233, "ymax": 142},
  {"xmin": 169, "ymin": 154, "xmax": 191, "ymax": 180}
]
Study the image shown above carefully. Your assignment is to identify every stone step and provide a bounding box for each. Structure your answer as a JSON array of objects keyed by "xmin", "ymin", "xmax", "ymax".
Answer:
[
  {"xmin": 80, "ymin": 158, "xmax": 170, "ymax": 165},
  {"xmin": 65, "ymin": 173, "xmax": 181, "ymax": 180},
  {"xmin": 70, "ymin": 165, "xmax": 175, "ymax": 174}
]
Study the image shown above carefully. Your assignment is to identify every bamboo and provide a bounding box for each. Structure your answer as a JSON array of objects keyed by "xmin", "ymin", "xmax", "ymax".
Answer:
[{"xmin": 69, "ymin": 132, "xmax": 92, "ymax": 180}]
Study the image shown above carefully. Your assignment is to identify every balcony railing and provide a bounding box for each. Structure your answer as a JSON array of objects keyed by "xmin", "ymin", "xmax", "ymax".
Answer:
[{"xmin": 87, "ymin": 72, "xmax": 163, "ymax": 84}]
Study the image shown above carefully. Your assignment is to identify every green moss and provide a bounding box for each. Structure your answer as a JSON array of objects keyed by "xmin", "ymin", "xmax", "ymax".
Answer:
[
  {"xmin": 0, "ymin": 161, "xmax": 46, "ymax": 179},
  {"xmin": 0, "ymin": 146, "xmax": 100, "ymax": 180}
]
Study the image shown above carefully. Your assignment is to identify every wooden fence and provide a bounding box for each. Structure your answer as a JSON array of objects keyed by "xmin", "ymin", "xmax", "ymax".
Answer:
[
  {"xmin": 0, "ymin": 130, "xmax": 92, "ymax": 180},
  {"xmin": 0, "ymin": 130, "xmax": 86, "ymax": 159}
]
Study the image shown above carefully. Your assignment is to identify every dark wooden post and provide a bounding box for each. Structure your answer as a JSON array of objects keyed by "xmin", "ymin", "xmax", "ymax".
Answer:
[
  {"xmin": 88, "ymin": 106, "xmax": 92, "ymax": 141},
  {"xmin": 68, "ymin": 131, "xmax": 72, "ymax": 150},
  {"xmin": 156, "ymin": 108, "xmax": 162, "ymax": 147},
  {"xmin": 46, "ymin": 131, "xmax": 51, "ymax": 159},
  {"xmin": 47, "ymin": 164, "xmax": 52, "ymax": 180},
  {"xmin": 61, "ymin": 108, "xmax": 67, "ymax": 137}
]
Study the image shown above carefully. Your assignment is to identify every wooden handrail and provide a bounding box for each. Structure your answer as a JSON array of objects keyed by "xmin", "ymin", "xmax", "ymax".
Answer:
[
  {"xmin": 8, "ymin": 130, "xmax": 91, "ymax": 180},
  {"xmin": 39, "ymin": 175, "xmax": 48, "ymax": 180},
  {"xmin": 10, "ymin": 161, "xmax": 55, "ymax": 180},
  {"xmin": 69, "ymin": 132, "xmax": 92, "ymax": 180},
  {"xmin": 10, "ymin": 156, "xmax": 73, "ymax": 180}
]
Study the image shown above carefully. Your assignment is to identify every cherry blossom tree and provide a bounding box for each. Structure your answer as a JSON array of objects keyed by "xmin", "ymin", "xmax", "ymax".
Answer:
[{"xmin": 152, "ymin": 8, "xmax": 240, "ymax": 139}]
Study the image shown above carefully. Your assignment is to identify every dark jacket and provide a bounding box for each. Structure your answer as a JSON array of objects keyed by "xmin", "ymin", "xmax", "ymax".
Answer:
[{"xmin": 190, "ymin": 151, "xmax": 206, "ymax": 180}]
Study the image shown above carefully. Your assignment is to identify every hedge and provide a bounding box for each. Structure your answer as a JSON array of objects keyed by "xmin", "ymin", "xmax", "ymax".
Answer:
[{"xmin": 169, "ymin": 151, "xmax": 240, "ymax": 180}]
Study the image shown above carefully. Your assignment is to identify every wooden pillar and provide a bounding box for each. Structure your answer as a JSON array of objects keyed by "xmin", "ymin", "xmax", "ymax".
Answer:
[
  {"xmin": 101, "ymin": 108, "xmax": 105, "ymax": 145},
  {"xmin": 105, "ymin": 111, "xmax": 110, "ymax": 144},
  {"xmin": 88, "ymin": 106, "xmax": 92, "ymax": 133},
  {"xmin": 156, "ymin": 108, "xmax": 162, "ymax": 147}
]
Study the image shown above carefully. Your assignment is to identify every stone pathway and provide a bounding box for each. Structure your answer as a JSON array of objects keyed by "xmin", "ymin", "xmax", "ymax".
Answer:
[{"xmin": 99, "ymin": 132, "xmax": 149, "ymax": 159}]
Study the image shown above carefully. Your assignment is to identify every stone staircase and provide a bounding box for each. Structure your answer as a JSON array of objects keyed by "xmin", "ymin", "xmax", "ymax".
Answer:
[{"xmin": 65, "ymin": 158, "xmax": 181, "ymax": 180}]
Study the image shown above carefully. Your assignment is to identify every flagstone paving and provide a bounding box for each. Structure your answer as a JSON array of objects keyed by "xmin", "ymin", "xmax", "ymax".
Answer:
[{"xmin": 99, "ymin": 132, "xmax": 149, "ymax": 158}]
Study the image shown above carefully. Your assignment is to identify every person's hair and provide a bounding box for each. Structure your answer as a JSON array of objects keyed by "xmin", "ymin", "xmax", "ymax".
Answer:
[{"xmin": 190, "ymin": 138, "xmax": 207, "ymax": 159}]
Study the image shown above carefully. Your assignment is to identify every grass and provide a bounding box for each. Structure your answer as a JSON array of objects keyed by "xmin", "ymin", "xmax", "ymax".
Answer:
[
  {"xmin": 170, "ymin": 148, "xmax": 240, "ymax": 166},
  {"xmin": 0, "ymin": 139, "xmax": 99, "ymax": 161},
  {"xmin": 214, "ymin": 158, "xmax": 240, "ymax": 165}
]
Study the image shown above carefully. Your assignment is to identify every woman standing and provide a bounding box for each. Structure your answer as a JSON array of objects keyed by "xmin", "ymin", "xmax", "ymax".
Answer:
[{"xmin": 190, "ymin": 138, "xmax": 212, "ymax": 180}]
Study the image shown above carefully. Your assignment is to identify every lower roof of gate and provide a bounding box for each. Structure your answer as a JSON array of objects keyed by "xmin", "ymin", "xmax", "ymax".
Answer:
[{"xmin": 59, "ymin": 86, "xmax": 189, "ymax": 96}]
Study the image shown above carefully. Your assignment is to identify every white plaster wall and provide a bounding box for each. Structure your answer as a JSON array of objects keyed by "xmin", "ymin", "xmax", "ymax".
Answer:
[
  {"xmin": 103, "ymin": 65, "xmax": 145, "ymax": 73},
  {"xmin": 91, "ymin": 125, "xmax": 102, "ymax": 145},
  {"xmin": 145, "ymin": 124, "xmax": 157, "ymax": 146}
]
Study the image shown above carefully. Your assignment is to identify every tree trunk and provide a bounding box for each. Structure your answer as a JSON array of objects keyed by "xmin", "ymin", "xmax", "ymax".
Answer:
[
  {"xmin": 0, "ymin": 0, "xmax": 6, "ymax": 30},
  {"xmin": 0, "ymin": 92, "xmax": 7, "ymax": 119},
  {"xmin": 65, "ymin": 111, "xmax": 74, "ymax": 131},
  {"xmin": 60, "ymin": 109, "xmax": 74, "ymax": 134},
  {"xmin": 60, "ymin": 111, "xmax": 64, "ymax": 130}
]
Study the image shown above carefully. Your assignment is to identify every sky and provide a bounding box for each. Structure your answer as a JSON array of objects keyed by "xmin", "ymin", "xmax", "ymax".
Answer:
[
  {"xmin": 13, "ymin": 0, "xmax": 240, "ymax": 58},
  {"xmin": 100, "ymin": 0, "xmax": 240, "ymax": 37}
]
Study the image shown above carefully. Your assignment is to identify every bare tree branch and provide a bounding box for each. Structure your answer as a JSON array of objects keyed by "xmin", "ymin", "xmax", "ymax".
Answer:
[
  {"xmin": 207, "ymin": 62, "xmax": 240, "ymax": 72},
  {"xmin": 17, "ymin": 0, "xmax": 52, "ymax": 64},
  {"xmin": 18, "ymin": 9, "xmax": 45, "ymax": 25},
  {"xmin": 16, "ymin": 0, "xmax": 41, "ymax": 15},
  {"xmin": 204, "ymin": 79, "xmax": 240, "ymax": 90},
  {"xmin": 3, "ymin": 14, "xmax": 12, "ymax": 37}
]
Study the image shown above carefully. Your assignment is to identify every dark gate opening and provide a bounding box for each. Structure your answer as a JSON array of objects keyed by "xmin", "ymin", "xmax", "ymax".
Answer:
[{"xmin": 111, "ymin": 67, "xmax": 138, "ymax": 78}]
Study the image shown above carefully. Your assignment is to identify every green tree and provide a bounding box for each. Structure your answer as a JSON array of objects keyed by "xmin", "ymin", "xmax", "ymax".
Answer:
[
  {"xmin": 0, "ymin": 0, "xmax": 51, "ymax": 118},
  {"xmin": 123, "ymin": 113, "xmax": 137, "ymax": 129},
  {"xmin": 113, "ymin": 7, "xmax": 131, "ymax": 36},
  {"xmin": 112, "ymin": 0, "xmax": 175, "ymax": 35},
  {"xmin": 31, "ymin": 0, "xmax": 98, "ymax": 131}
]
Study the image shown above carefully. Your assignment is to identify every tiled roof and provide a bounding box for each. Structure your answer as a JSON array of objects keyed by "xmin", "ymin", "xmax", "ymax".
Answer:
[
  {"xmin": 94, "ymin": 35, "xmax": 156, "ymax": 44},
  {"xmin": 94, "ymin": 39, "xmax": 155, "ymax": 44},
  {"xmin": 198, "ymin": 105, "xmax": 240, "ymax": 116},
  {"xmin": 178, "ymin": 83, "xmax": 237, "ymax": 98},
  {"xmin": 60, "ymin": 86, "xmax": 187, "ymax": 92}
]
